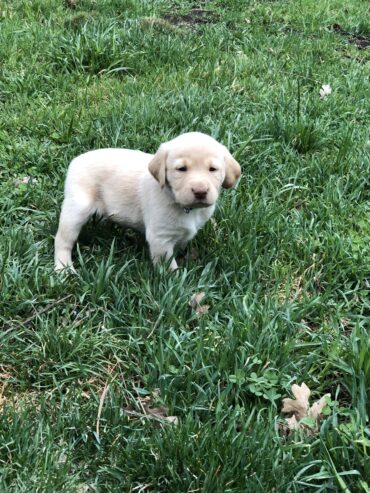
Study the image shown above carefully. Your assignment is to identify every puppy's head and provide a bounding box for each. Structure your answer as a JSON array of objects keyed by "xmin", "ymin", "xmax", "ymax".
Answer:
[{"xmin": 148, "ymin": 132, "xmax": 241, "ymax": 208}]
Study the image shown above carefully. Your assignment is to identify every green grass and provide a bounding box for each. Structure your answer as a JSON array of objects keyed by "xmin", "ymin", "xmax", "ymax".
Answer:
[{"xmin": 0, "ymin": 0, "xmax": 369, "ymax": 491}]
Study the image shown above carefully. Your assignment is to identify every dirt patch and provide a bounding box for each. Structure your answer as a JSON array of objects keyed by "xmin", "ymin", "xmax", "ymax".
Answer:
[
  {"xmin": 163, "ymin": 7, "xmax": 218, "ymax": 26},
  {"xmin": 349, "ymin": 35, "xmax": 370, "ymax": 49},
  {"xmin": 64, "ymin": 0, "xmax": 77, "ymax": 8},
  {"xmin": 64, "ymin": 11, "xmax": 94, "ymax": 29},
  {"xmin": 332, "ymin": 23, "xmax": 370, "ymax": 49}
]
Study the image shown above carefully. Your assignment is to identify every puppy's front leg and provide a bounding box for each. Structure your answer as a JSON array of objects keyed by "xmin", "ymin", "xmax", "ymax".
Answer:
[{"xmin": 147, "ymin": 235, "xmax": 178, "ymax": 271}]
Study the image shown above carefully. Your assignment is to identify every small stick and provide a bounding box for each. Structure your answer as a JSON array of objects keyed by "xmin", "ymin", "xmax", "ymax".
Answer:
[
  {"xmin": 96, "ymin": 381, "xmax": 110, "ymax": 441},
  {"xmin": 96, "ymin": 364, "xmax": 117, "ymax": 440},
  {"xmin": 21, "ymin": 294, "xmax": 73, "ymax": 326}
]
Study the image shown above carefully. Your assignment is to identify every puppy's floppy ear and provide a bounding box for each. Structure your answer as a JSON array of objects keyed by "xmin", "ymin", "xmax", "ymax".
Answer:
[
  {"xmin": 223, "ymin": 149, "xmax": 241, "ymax": 189},
  {"xmin": 148, "ymin": 144, "xmax": 167, "ymax": 188}
]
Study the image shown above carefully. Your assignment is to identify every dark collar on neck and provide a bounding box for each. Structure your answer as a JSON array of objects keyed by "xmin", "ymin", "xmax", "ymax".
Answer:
[{"xmin": 183, "ymin": 207, "xmax": 193, "ymax": 214}]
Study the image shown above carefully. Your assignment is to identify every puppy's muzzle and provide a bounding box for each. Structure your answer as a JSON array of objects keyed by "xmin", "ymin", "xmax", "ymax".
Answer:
[{"xmin": 191, "ymin": 184, "xmax": 209, "ymax": 201}]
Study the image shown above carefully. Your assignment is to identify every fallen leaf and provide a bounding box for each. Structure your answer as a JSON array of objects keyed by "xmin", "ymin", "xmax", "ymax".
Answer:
[
  {"xmin": 164, "ymin": 415, "xmax": 179, "ymax": 425},
  {"xmin": 189, "ymin": 292, "xmax": 210, "ymax": 315},
  {"xmin": 143, "ymin": 405, "xmax": 179, "ymax": 425},
  {"xmin": 281, "ymin": 382, "xmax": 310, "ymax": 420},
  {"xmin": 76, "ymin": 486, "xmax": 91, "ymax": 493},
  {"xmin": 285, "ymin": 415, "xmax": 299, "ymax": 430},
  {"xmin": 15, "ymin": 176, "xmax": 38, "ymax": 187},
  {"xmin": 319, "ymin": 84, "xmax": 332, "ymax": 99},
  {"xmin": 280, "ymin": 382, "xmax": 331, "ymax": 435},
  {"xmin": 309, "ymin": 393, "xmax": 331, "ymax": 419},
  {"xmin": 0, "ymin": 370, "xmax": 11, "ymax": 380},
  {"xmin": 123, "ymin": 389, "xmax": 178, "ymax": 426}
]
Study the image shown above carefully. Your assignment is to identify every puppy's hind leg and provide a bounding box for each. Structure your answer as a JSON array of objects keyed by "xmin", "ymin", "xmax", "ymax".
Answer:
[{"xmin": 54, "ymin": 190, "xmax": 95, "ymax": 271}]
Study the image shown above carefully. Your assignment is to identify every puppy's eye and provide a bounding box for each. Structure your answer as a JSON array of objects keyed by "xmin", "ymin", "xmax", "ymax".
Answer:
[
  {"xmin": 209, "ymin": 167, "xmax": 217, "ymax": 172},
  {"xmin": 177, "ymin": 166, "xmax": 187, "ymax": 172}
]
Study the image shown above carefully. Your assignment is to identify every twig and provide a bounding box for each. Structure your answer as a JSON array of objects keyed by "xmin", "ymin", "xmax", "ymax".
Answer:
[
  {"xmin": 123, "ymin": 409, "xmax": 178, "ymax": 425},
  {"xmin": 21, "ymin": 294, "xmax": 73, "ymax": 326},
  {"xmin": 123, "ymin": 409, "xmax": 164, "ymax": 422},
  {"xmin": 96, "ymin": 381, "xmax": 110, "ymax": 441},
  {"xmin": 96, "ymin": 364, "xmax": 118, "ymax": 440}
]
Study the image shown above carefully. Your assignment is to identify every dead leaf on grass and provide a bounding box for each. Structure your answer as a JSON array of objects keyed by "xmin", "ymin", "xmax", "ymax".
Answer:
[
  {"xmin": 189, "ymin": 291, "xmax": 210, "ymax": 316},
  {"xmin": 281, "ymin": 382, "xmax": 310, "ymax": 420},
  {"xmin": 309, "ymin": 393, "xmax": 330, "ymax": 419},
  {"xmin": 76, "ymin": 485, "xmax": 93, "ymax": 493},
  {"xmin": 15, "ymin": 176, "xmax": 38, "ymax": 187},
  {"xmin": 319, "ymin": 84, "xmax": 332, "ymax": 99},
  {"xmin": 123, "ymin": 389, "xmax": 178, "ymax": 426},
  {"xmin": 280, "ymin": 382, "xmax": 330, "ymax": 435},
  {"xmin": 0, "ymin": 366, "xmax": 12, "ymax": 380},
  {"xmin": 285, "ymin": 415, "xmax": 299, "ymax": 431}
]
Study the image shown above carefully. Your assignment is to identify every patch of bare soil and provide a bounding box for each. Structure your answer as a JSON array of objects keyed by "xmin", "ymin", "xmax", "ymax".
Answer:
[
  {"xmin": 64, "ymin": 0, "xmax": 77, "ymax": 8},
  {"xmin": 332, "ymin": 23, "xmax": 370, "ymax": 49},
  {"xmin": 163, "ymin": 7, "xmax": 218, "ymax": 26}
]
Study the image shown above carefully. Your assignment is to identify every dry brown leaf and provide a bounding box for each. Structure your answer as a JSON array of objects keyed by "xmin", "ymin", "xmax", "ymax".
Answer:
[
  {"xmin": 143, "ymin": 404, "xmax": 168, "ymax": 418},
  {"xmin": 319, "ymin": 84, "xmax": 332, "ymax": 99},
  {"xmin": 190, "ymin": 291, "xmax": 205, "ymax": 306},
  {"xmin": 144, "ymin": 405, "xmax": 178, "ymax": 425},
  {"xmin": 164, "ymin": 416, "xmax": 179, "ymax": 425},
  {"xmin": 189, "ymin": 291, "xmax": 210, "ymax": 316},
  {"xmin": 124, "ymin": 390, "xmax": 178, "ymax": 426},
  {"xmin": 280, "ymin": 382, "xmax": 330, "ymax": 435},
  {"xmin": 309, "ymin": 393, "xmax": 331, "ymax": 419},
  {"xmin": 285, "ymin": 415, "xmax": 299, "ymax": 431},
  {"xmin": 15, "ymin": 176, "xmax": 38, "ymax": 187},
  {"xmin": 282, "ymin": 382, "xmax": 310, "ymax": 420},
  {"xmin": 76, "ymin": 485, "xmax": 90, "ymax": 493},
  {"xmin": 0, "ymin": 370, "xmax": 11, "ymax": 380}
]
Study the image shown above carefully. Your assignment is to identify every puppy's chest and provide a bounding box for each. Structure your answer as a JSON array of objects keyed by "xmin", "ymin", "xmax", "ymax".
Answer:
[{"xmin": 170, "ymin": 208, "xmax": 213, "ymax": 243}]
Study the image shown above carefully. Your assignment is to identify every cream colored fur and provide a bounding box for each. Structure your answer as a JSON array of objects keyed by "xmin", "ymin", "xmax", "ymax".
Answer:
[{"xmin": 54, "ymin": 132, "xmax": 241, "ymax": 271}]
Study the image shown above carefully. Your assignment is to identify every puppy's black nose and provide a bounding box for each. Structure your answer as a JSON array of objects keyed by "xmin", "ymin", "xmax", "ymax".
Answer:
[
  {"xmin": 193, "ymin": 190, "xmax": 207, "ymax": 201},
  {"xmin": 192, "ymin": 185, "xmax": 208, "ymax": 201}
]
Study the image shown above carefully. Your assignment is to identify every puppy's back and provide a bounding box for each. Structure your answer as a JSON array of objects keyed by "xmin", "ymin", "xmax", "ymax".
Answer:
[{"xmin": 64, "ymin": 148, "xmax": 153, "ymax": 227}]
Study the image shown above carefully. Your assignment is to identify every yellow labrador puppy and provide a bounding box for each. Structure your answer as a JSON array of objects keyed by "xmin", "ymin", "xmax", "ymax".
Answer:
[{"xmin": 54, "ymin": 132, "xmax": 241, "ymax": 271}]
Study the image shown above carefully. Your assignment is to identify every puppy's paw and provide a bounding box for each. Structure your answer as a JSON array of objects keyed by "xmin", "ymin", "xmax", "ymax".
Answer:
[{"xmin": 55, "ymin": 262, "xmax": 76, "ymax": 274}]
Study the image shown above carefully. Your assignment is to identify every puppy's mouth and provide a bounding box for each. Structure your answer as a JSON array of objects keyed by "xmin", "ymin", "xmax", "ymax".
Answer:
[
  {"xmin": 179, "ymin": 200, "xmax": 214, "ymax": 209},
  {"xmin": 191, "ymin": 201, "xmax": 213, "ymax": 208},
  {"xmin": 166, "ymin": 182, "xmax": 216, "ymax": 209}
]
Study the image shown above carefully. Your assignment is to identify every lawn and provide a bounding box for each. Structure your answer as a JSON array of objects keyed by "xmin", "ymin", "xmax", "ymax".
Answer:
[{"xmin": 0, "ymin": 0, "xmax": 369, "ymax": 491}]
